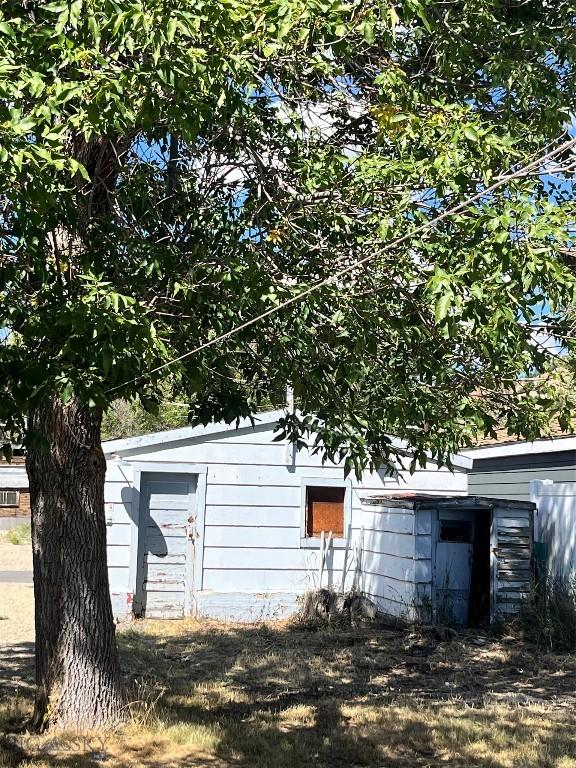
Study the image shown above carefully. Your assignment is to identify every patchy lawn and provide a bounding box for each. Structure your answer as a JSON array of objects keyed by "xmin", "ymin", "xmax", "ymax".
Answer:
[{"xmin": 1, "ymin": 615, "xmax": 576, "ymax": 767}]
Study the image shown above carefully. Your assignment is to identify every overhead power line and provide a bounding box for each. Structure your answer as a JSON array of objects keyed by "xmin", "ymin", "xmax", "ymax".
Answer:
[{"xmin": 107, "ymin": 134, "xmax": 576, "ymax": 395}]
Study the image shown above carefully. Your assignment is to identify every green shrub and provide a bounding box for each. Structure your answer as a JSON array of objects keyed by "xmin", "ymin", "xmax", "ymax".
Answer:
[
  {"xmin": 518, "ymin": 576, "xmax": 576, "ymax": 653},
  {"xmin": 3, "ymin": 523, "xmax": 31, "ymax": 546}
]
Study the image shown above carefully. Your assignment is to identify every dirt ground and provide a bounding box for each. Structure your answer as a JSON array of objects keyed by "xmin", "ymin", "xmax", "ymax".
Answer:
[
  {"xmin": 0, "ymin": 584, "xmax": 34, "ymax": 647},
  {"xmin": 0, "ymin": 542, "xmax": 32, "ymax": 571},
  {"xmin": 1, "ymin": 608, "xmax": 576, "ymax": 768}
]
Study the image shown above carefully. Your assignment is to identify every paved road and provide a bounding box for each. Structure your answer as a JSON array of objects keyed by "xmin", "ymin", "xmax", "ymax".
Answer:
[{"xmin": 0, "ymin": 570, "xmax": 33, "ymax": 583}]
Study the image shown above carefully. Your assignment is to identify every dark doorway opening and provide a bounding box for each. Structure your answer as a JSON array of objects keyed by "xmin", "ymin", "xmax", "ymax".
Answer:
[{"xmin": 468, "ymin": 511, "xmax": 492, "ymax": 626}]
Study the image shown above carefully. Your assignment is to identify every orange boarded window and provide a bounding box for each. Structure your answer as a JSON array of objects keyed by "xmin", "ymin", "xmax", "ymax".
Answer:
[{"xmin": 306, "ymin": 486, "xmax": 345, "ymax": 537}]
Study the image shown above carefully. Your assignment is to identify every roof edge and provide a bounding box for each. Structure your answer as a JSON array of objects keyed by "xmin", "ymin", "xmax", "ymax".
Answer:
[
  {"xmin": 103, "ymin": 409, "xmax": 287, "ymax": 455},
  {"xmin": 103, "ymin": 410, "xmax": 471, "ymax": 470},
  {"xmin": 463, "ymin": 434, "xmax": 576, "ymax": 460}
]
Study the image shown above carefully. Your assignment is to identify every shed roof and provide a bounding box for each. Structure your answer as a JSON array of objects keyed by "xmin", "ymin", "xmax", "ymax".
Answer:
[
  {"xmin": 103, "ymin": 410, "xmax": 472, "ymax": 470},
  {"xmin": 360, "ymin": 493, "xmax": 535, "ymax": 511}
]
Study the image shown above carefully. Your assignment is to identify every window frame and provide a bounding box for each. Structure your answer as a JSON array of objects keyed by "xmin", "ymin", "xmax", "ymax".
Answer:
[
  {"xmin": 300, "ymin": 477, "xmax": 352, "ymax": 549},
  {"xmin": 0, "ymin": 489, "xmax": 20, "ymax": 507}
]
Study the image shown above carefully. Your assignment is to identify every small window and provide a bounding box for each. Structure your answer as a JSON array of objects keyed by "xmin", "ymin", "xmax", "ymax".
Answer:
[
  {"xmin": 306, "ymin": 486, "xmax": 345, "ymax": 537},
  {"xmin": 0, "ymin": 490, "xmax": 19, "ymax": 507},
  {"xmin": 439, "ymin": 519, "xmax": 472, "ymax": 543}
]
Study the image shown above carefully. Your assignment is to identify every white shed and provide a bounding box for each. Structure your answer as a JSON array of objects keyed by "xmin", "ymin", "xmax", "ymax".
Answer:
[{"xmin": 102, "ymin": 410, "xmax": 472, "ymax": 622}]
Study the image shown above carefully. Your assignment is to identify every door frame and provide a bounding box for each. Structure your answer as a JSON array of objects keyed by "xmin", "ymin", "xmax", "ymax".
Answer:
[{"xmin": 128, "ymin": 462, "xmax": 208, "ymax": 616}]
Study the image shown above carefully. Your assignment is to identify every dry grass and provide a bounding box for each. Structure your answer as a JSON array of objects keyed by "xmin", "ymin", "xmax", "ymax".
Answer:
[
  {"xmin": 2, "ymin": 617, "xmax": 576, "ymax": 767},
  {"xmin": 0, "ymin": 542, "xmax": 32, "ymax": 571}
]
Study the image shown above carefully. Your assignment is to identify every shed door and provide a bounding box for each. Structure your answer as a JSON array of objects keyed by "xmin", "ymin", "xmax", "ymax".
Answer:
[
  {"xmin": 434, "ymin": 511, "xmax": 474, "ymax": 625},
  {"xmin": 136, "ymin": 472, "xmax": 196, "ymax": 619}
]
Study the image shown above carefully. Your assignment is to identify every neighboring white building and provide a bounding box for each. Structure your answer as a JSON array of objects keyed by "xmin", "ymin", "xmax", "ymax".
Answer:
[
  {"xmin": 464, "ymin": 437, "xmax": 576, "ymax": 582},
  {"xmin": 102, "ymin": 410, "xmax": 473, "ymax": 622}
]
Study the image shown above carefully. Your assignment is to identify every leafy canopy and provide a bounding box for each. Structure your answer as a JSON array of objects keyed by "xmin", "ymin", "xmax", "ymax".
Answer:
[{"xmin": 1, "ymin": 0, "xmax": 576, "ymax": 474}]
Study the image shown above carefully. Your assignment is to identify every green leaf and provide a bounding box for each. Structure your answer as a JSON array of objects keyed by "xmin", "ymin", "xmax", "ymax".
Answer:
[
  {"xmin": 434, "ymin": 293, "xmax": 453, "ymax": 324},
  {"xmin": 60, "ymin": 382, "xmax": 74, "ymax": 405},
  {"xmin": 0, "ymin": 22, "xmax": 15, "ymax": 38},
  {"xmin": 463, "ymin": 126, "xmax": 479, "ymax": 142}
]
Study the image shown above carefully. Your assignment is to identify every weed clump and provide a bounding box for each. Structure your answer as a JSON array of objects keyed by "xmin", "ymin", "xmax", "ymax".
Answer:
[
  {"xmin": 3, "ymin": 523, "xmax": 31, "ymax": 546},
  {"xmin": 517, "ymin": 577, "xmax": 576, "ymax": 653}
]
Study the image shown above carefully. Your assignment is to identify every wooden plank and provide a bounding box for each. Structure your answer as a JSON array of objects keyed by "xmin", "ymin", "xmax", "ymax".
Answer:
[
  {"xmin": 206, "ymin": 505, "xmax": 300, "ymax": 527},
  {"xmin": 108, "ymin": 566, "xmax": 130, "ymax": 590},
  {"xmin": 107, "ymin": 546, "xmax": 131, "ymax": 568},
  {"xmin": 206, "ymin": 484, "xmax": 300, "ymax": 508},
  {"xmin": 146, "ymin": 520, "xmax": 186, "ymax": 536},
  {"xmin": 497, "ymin": 535, "xmax": 530, "ymax": 546},
  {"xmin": 496, "ymin": 513, "xmax": 530, "ymax": 524},
  {"xmin": 203, "ymin": 547, "xmax": 347, "ymax": 571},
  {"xmin": 415, "ymin": 534, "xmax": 432, "ymax": 560},
  {"xmin": 121, "ymin": 442, "xmax": 323, "ymax": 467},
  {"xmin": 358, "ymin": 508, "xmax": 415, "ymax": 535},
  {"xmin": 497, "ymin": 526, "xmax": 531, "ymax": 536},
  {"xmin": 196, "ymin": 591, "xmax": 300, "ymax": 622},
  {"xmin": 497, "ymin": 591, "xmax": 530, "ymax": 600},
  {"xmin": 106, "ymin": 524, "xmax": 132, "ymax": 546},
  {"xmin": 203, "ymin": 568, "xmax": 316, "ymax": 592},
  {"xmin": 362, "ymin": 550, "xmax": 415, "ymax": 583},
  {"xmin": 105, "ymin": 483, "xmax": 134, "ymax": 504},
  {"xmin": 359, "ymin": 470, "xmax": 467, "ymax": 494},
  {"xmin": 361, "ymin": 531, "xmax": 415, "ymax": 559},
  {"xmin": 495, "ymin": 580, "xmax": 527, "ymax": 590},
  {"xmin": 207, "ymin": 464, "xmax": 342, "ymax": 486},
  {"xmin": 146, "ymin": 552, "xmax": 186, "ymax": 564},
  {"xmin": 143, "ymin": 591, "xmax": 184, "ymax": 618},
  {"xmin": 497, "ymin": 570, "xmax": 531, "ymax": 580},
  {"xmin": 105, "ymin": 462, "xmax": 134, "ymax": 483},
  {"xmin": 204, "ymin": 526, "xmax": 300, "ymax": 549},
  {"xmin": 361, "ymin": 571, "xmax": 416, "ymax": 605},
  {"xmin": 415, "ymin": 510, "xmax": 432, "ymax": 535},
  {"xmin": 145, "ymin": 563, "xmax": 185, "ymax": 585}
]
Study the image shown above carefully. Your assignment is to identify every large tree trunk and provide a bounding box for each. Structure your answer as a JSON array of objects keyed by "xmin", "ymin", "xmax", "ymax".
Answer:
[{"xmin": 26, "ymin": 395, "xmax": 123, "ymax": 730}]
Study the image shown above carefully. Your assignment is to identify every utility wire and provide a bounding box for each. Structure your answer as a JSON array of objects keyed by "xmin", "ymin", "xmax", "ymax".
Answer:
[{"xmin": 107, "ymin": 134, "xmax": 576, "ymax": 395}]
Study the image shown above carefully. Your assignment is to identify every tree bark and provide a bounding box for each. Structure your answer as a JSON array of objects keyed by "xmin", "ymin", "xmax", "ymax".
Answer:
[{"xmin": 26, "ymin": 395, "xmax": 123, "ymax": 730}]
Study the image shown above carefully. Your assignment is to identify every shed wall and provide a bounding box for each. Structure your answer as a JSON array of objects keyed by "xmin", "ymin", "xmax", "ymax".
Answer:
[{"xmin": 104, "ymin": 423, "xmax": 467, "ymax": 620}]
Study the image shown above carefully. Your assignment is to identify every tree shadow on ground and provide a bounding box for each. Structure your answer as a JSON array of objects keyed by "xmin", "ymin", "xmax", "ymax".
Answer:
[{"xmin": 2, "ymin": 621, "xmax": 576, "ymax": 767}]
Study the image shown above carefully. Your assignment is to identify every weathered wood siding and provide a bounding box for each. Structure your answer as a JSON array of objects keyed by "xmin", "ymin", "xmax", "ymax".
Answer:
[
  {"xmin": 103, "ymin": 421, "xmax": 467, "ymax": 620},
  {"xmin": 104, "ymin": 461, "xmax": 135, "ymax": 619},
  {"xmin": 531, "ymin": 480, "xmax": 576, "ymax": 580},
  {"xmin": 469, "ymin": 450, "xmax": 576, "ymax": 502},
  {"xmin": 356, "ymin": 502, "xmax": 418, "ymax": 618},
  {"xmin": 491, "ymin": 503, "xmax": 533, "ymax": 620}
]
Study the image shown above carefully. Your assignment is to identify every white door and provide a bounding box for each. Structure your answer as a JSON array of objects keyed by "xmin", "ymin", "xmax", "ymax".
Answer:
[
  {"xmin": 136, "ymin": 473, "xmax": 196, "ymax": 618},
  {"xmin": 434, "ymin": 512, "xmax": 474, "ymax": 625}
]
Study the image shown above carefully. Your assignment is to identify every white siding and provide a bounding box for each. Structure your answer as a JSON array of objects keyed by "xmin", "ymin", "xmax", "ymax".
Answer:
[
  {"xmin": 104, "ymin": 461, "xmax": 134, "ymax": 605},
  {"xmin": 355, "ymin": 504, "xmax": 419, "ymax": 618}
]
